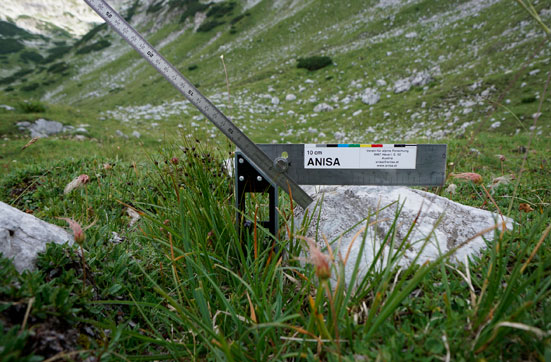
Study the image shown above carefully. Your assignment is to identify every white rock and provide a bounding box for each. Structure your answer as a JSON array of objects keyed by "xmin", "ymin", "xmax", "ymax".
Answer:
[
  {"xmin": 305, "ymin": 79, "xmax": 314, "ymax": 84},
  {"xmin": 376, "ymin": 79, "xmax": 387, "ymax": 87},
  {"xmin": 294, "ymin": 186, "xmax": 513, "ymax": 288},
  {"xmin": 314, "ymin": 103, "xmax": 334, "ymax": 113},
  {"xmin": 411, "ymin": 70, "xmax": 432, "ymax": 87},
  {"xmin": 490, "ymin": 121, "xmax": 501, "ymax": 129},
  {"xmin": 17, "ymin": 121, "xmax": 31, "ymax": 128},
  {"xmin": 115, "ymin": 130, "xmax": 128, "ymax": 138},
  {"xmin": 271, "ymin": 97, "xmax": 280, "ymax": 105},
  {"xmin": 308, "ymin": 127, "xmax": 318, "ymax": 134},
  {"xmin": 26, "ymin": 119, "xmax": 64, "ymax": 138},
  {"xmin": 132, "ymin": 131, "xmax": 141, "ymax": 138},
  {"xmin": 405, "ymin": 31, "xmax": 418, "ymax": 38},
  {"xmin": 393, "ymin": 78, "xmax": 412, "ymax": 93},
  {"xmin": 334, "ymin": 131, "xmax": 345, "ymax": 140},
  {"xmin": 341, "ymin": 96, "xmax": 352, "ymax": 104},
  {"xmin": 361, "ymin": 88, "xmax": 380, "ymax": 105},
  {"xmin": 0, "ymin": 105, "xmax": 15, "ymax": 111},
  {"xmin": 0, "ymin": 202, "xmax": 74, "ymax": 272},
  {"xmin": 285, "ymin": 94, "xmax": 297, "ymax": 101}
]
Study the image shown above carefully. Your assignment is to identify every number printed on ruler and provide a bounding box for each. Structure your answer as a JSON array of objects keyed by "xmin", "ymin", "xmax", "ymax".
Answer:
[{"xmin": 304, "ymin": 144, "xmax": 417, "ymax": 169}]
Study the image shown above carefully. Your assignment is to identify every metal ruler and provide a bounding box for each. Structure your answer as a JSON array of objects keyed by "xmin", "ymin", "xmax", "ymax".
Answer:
[{"xmin": 83, "ymin": 0, "xmax": 314, "ymax": 208}]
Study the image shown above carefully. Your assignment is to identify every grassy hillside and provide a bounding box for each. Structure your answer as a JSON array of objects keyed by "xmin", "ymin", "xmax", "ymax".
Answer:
[
  {"xmin": 0, "ymin": 0, "xmax": 550, "ymax": 360},
  {"xmin": 1, "ymin": 0, "xmax": 549, "ymax": 152}
]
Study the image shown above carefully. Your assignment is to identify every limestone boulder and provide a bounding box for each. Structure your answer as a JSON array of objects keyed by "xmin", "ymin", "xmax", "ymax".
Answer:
[
  {"xmin": 0, "ymin": 202, "xmax": 74, "ymax": 273},
  {"xmin": 295, "ymin": 186, "xmax": 513, "ymax": 287}
]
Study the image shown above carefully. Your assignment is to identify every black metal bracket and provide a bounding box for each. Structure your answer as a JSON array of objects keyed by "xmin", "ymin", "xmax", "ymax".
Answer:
[{"xmin": 235, "ymin": 151, "xmax": 279, "ymax": 239}]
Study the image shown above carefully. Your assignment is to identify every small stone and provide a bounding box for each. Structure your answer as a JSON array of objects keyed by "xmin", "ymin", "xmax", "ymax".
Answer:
[
  {"xmin": 28, "ymin": 119, "xmax": 64, "ymax": 138},
  {"xmin": 132, "ymin": 131, "xmax": 141, "ymax": 138},
  {"xmin": 285, "ymin": 94, "xmax": 297, "ymax": 101},
  {"xmin": 271, "ymin": 97, "xmax": 280, "ymax": 105},
  {"xmin": 405, "ymin": 31, "xmax": 418, "ymax": 38},
  {"xmin": 361, "ymin": 88, "xmax": 380, "ymax": 105},
  {"xmin": 313, "ymin": 103, "xmax": 334, "ymax": 113},
  {"xmin": 376, "ymin": 79, "xmax": 387, "ymax": 87},
  {"xmin": 411, "ymin": 70, "xmax": 432, "ymax": 87},
  {"xmin": 116, "ymin": 130, "xmax": 128, "ymax": 138},
  {"xmin": 341, "ymin": 96, "xmax": 352, "ymax": 104},
  {"xmin": 490, "ymin": 121, "xmax": 501, "ymax": 129},
  {"xmin": 393, "ymin": 78, "xmax": 412, "ymax": 93},
  {"xmin": 0, "ymin": 105, "xmax": 15, "ymax": 111}
]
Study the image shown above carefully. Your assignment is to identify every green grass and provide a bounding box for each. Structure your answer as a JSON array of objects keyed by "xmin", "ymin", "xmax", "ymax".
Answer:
[{"xmin": 0, "ymin": 134, "xmax": 549, "ymax": 360}]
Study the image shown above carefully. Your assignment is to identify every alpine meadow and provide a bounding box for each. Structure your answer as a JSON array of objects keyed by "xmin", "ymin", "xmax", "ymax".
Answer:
[{"xmin": 0, "ymin": 0, "xmax": 550, "ymax": 360}]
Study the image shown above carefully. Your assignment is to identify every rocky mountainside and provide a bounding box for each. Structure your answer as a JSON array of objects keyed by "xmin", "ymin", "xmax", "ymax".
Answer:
[
  {"xmin": 1, "ymin": 0, "xmax": 550, "ymax": 145},
  {"xmin": 0, "ymin": 0, "xmax": 131, "ymax": 38},
  {"xmin": 0, "ymin": 0, "xmax": 132, "ymax": 78}
]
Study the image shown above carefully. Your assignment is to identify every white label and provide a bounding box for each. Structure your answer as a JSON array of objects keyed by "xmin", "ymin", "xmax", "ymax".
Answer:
[{"xmin": 304, "ymin": 144, "xmax": 417, "ymax": 169}]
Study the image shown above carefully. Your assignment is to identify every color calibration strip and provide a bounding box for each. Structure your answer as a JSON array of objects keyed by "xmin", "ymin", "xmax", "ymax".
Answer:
[{"xmin": 309, "ymin": 144, "xmax": 416, "ymax": 148}]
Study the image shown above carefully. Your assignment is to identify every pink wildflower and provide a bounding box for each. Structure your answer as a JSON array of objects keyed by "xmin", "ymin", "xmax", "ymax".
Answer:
[
  {"xmin": 305, "ymin": 238, "xmax": 331, "ymax": 281},
  {"xmin": 64, "ymin": 174, "xmax": 90, "ymax": 194},
  {"xmin": 59, "ymin": 218, "xmax": 85, "ymax": 245},
  {"xmin": 450, "ymin": 172, "xmax": 483, "ymax": 184}
]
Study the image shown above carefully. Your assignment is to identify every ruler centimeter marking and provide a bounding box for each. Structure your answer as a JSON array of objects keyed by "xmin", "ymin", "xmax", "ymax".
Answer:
[{"xmin": 83, "ymin": 0, "xmax": 313, "ymax": 208}]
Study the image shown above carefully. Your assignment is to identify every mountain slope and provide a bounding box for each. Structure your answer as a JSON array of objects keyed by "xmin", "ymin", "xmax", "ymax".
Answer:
[
  {"xmin": 0, "ymin": 0, "xmax": 131, "ymax": 38},
  {"xmin": 2, "ymin": 0, "xmax": 550, "ymax": 145}
]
